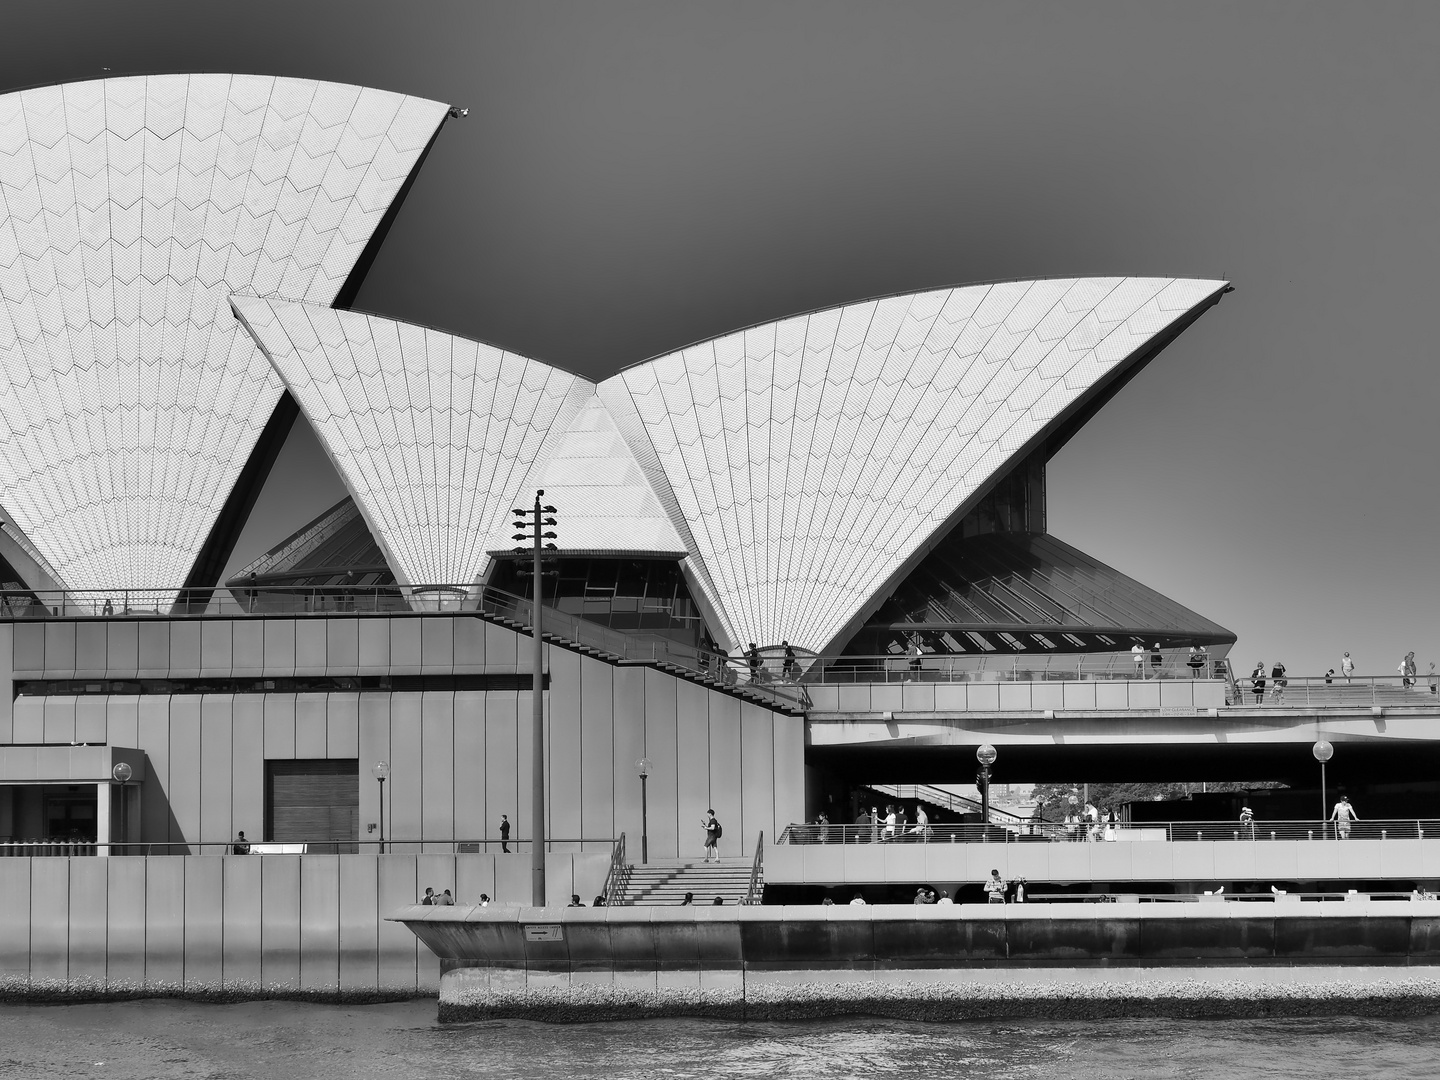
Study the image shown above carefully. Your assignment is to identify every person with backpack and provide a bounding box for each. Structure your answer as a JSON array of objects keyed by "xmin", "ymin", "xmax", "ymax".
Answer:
[{"xmin": 702, "ymin": 809, "xmax": 722, "ymax": 862}]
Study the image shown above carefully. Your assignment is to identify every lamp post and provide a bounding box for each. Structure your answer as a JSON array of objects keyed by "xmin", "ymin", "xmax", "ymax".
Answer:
[
  {"xmin": 513, "ymin": 491, "xmax": 558, "ymax": 907},
  {"xmin": 371, "ymin": 760, "xmax": 389, "ymax": 854},
  {"xmin": 636, "ymin": 758, "xmax": 652, "ymax": 864},
  {"xmin": 111, "ymin": 762, "xmax": 132, "ymax": 854},
  {"xmin": 976, "ymin": 744, "xmax": 997, "ymax": 826},
  {"xmin": 1313, "ymin": 740, "xmax": 1333, "ymax": 835}
]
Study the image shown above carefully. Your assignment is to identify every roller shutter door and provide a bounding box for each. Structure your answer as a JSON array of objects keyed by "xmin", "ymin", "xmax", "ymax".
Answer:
[{"xmin": 266, "ymin": 759, "xmax": 358, "ymax": 853}]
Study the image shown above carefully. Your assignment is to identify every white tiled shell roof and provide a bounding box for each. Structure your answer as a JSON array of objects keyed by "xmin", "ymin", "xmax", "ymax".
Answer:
[
  {"xmin": 600, "ymin": 278, "xmax": 1228, "ymax": 652},
  {"xmin": 0, "ymin": 74, "xmax": 448, "ymax": 593},
  {"xmin": 232, "ymin": 298, "xmax": 594, "ymax": 587}
]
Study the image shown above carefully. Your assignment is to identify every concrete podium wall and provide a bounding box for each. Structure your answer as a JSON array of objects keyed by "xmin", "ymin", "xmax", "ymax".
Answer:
[
  {"xmin": 0, "ymin": 619, "xmax": 803, "ymax": 862},
  {"xmin": 0, "ymin": 852, "xmax": 607, "ymax": 997}
]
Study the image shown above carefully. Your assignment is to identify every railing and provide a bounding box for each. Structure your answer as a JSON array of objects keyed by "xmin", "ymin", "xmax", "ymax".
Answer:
[
  {"xmin": 0, "ymin": 583, "xmax": 808, "ymax": 711},
  {"xmin": 803, "ymin": 651, "xmax": 1231, "ymax": 684},
  {"xmin": 1027, "ymin": 891, "xmax": 1434, "ymax": 903},
  {"xmin": 866, "ymin": 782, "xmax": 1028, "ymax": 827},
  {"xmin": 777, "ymin": 819, "xmax": 1440, "ymax": 844},
  {"xmin": 602, "ymin": 833, "xmax": 629, "ymax": 907},
  {"xmin": 0, "ymin": 836, "xmax": 616, "ymax": 857},
  {"xmin": 1226, "ymin": 673, "xmax": 1440, "ymax": 707},
  {"xmin": 745, "ymin": 830, "xmax": 765, "ymax": 906}
]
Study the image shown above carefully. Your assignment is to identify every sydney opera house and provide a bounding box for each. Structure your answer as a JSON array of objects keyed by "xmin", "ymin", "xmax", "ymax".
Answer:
[{"xmin": 0, "ymin": 74, "xmax": 1280, "ymax": 993}]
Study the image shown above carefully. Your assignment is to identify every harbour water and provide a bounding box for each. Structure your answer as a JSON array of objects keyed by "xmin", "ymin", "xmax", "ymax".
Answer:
[{"xmin": 2, "ymin": 999, "xmax": 1439, "ymax": 1078}]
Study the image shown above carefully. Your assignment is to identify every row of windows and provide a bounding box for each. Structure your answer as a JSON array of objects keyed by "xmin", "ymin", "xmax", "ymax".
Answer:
[{"xmin": 13, "ymin": 673, "xmax": 546, "ymax": 698}]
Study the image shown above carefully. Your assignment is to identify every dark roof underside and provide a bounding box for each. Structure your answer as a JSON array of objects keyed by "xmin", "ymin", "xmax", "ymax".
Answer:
[{"xmin": 845, "ymin": 531, "xmax": 1236, "ymax": 656}]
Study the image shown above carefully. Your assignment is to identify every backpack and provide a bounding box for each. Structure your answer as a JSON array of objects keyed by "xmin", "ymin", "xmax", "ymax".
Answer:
[{"xmin": 713, "ymin": 821, "xmax": 723, "ymax": 838}]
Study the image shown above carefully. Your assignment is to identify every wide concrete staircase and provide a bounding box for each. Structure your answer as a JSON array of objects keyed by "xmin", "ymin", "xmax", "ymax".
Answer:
[{"xmin": 614, "ymin": 858, "xmax": 758, "ymax": 906}]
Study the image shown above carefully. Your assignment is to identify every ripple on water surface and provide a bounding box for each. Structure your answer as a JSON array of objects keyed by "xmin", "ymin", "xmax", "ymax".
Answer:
[{"xmin": 1, "ymin": 1000, "xmax": 1439, "ymax": 1079}]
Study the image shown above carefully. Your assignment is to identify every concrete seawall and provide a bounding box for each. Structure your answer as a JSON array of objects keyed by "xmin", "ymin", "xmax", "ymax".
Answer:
[{"xmin": 392, "ymin": 902, "xmax": 1440, "ymax": 1021}]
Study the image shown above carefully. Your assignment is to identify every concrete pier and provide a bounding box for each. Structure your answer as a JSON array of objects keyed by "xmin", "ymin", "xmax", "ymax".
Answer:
[{"xmin": 392, "ymin": 901, "xmax": 1440, "ymax": 1021}]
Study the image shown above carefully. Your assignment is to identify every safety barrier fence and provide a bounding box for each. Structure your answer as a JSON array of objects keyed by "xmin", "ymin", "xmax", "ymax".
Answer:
[
  {"xmin": 777, "ymin": 819, "xmax": 1440, "ymax": 845},
  {"xmin": 0, "ymin": 836, "xmax": 616, "ymax": 857}
]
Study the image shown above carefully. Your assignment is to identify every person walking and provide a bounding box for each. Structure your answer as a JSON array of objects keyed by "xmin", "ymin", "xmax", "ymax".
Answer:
[
  {"xmin": 746, "ymin": 643, "xmax": 762, "ymax": 683},
  {"xmin": 984, "ymin": 869, "xmax": 1007, "ymax": 904},
  {"xmin": 1341, "ymin": 652, "xmax": 1355, "ymax": 683},
  {"xmin": 1330, "ymin": 795, "xmax": 1358, "ymax": 840},
  {"xmin": 499, "ymin": 813, "xmax": 511, "ymax": 853},
  {"xmin": 781, "ymin": 641, "xmax": 799, "ymax": 681},
  {"xmin": 1251, "ymin": 662, "xmax": 1266, "ymax": 705},
  {"xmin": 1239, "ymin": 804, "xmax": 1255, "ymax": 840},
  {"xmin": 701, "ymin": 809, "xmax": 722, "ymax": 862},
  {"xmin": 1150, "ymin": 643, "xmax": 1163, "ymax": 678},
  {"xmin": 1401, "ymin": 651, "xmax": 1417, "ymax": 689},
  {"xmin": 907, "ymin": 636, "xmax": 923, "ymax": 679},
  {"xmin": 1132, "ymin": 643, "xmax": 1145, "ymax": 677}
]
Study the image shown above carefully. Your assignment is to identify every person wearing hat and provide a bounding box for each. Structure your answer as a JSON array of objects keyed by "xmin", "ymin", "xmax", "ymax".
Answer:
[{"xmin": 1330, "ymin": 795, "xmax": 1358, "ymax": 840}]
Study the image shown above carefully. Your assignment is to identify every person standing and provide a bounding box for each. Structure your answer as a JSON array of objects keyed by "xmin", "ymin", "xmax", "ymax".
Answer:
[
  {"xmin": 1239, "ymin": 804, "xmax": 1255, "ymax": 840},
  {"xmin": 1401, "ymin": 651, "xmax": 1417, "ymax": 688},
  {"xmin": 499, "ymin": 813, "xmax": 511, "ymax": 853},
  {"xmin": 984, "ymin": 869, "xmax": 1007, "ymax": 904},
  {"xmin": 907, "ymin": 637, "xmax": 923, "ymax": 679},
  {"xmin": 701, "ymin": 809, "xmax": 721, "ymax": 862},
  {"xmin": 1150, "ymin": 643, "xmax": 1163, "ymax": 678},
  {"xmin": 231, "ymin": 831, "xmax": 251, "ymax": 855},
  {"xmin": 1270, "ymin": 660, "xmax": 1287, "ymax": 704},
  {"xmin": 1330, "ymin": 795, "xmax": 1358, "ymax": 839},
  {"xmin": 1341, "ymin": 652, "xmax": 1355, "ymax": 683},
  {"xmin": 1251, "ymin": 662, "xmax": 1266, "ymax": 705},
  {"xmin": 782, "ymin": 641, "xmax": 799, "ymax": 681},
  {"xmin": 1132, "ymin": 643, "xmax": 1145, "ymax": 677},
  {"xmin": 746, "ymin": 643, "xmax": 762, "ymax": 683}
]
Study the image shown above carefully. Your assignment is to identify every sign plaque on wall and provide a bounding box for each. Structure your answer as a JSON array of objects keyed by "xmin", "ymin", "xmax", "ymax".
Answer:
[{"xmin": 523, "ymin": 924, "xmax": 564, "ymax": 941}]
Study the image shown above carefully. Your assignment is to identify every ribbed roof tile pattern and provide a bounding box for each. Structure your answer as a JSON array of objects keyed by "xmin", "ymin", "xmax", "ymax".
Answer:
[
  {"xmin": 602, "ymin": 277, "xmax": 1226, "ymax": 651},
  {"xmin": 0, "ymin": 74, "xmax": 447, "ymax": 593},
  {"xmin": 233, "ymin": 298, "xmax": 594, "ymax": 587}
]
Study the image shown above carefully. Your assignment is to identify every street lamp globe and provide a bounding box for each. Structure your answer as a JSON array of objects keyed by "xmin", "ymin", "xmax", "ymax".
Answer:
[
  {"xmin": 1312, "ymin": 741, "xmax": 1333, "ymax": 763},
  {"xmin": 372, "ymin": 760, "xmax": 390, "ymax": 781},
  {"xmin": 111, "ymin": 762, "xmax": 133, "ymax": 783},
  {"xmin": 635, "ymin": 758, "xmax": 652, "ymax": 778},
  {"xmin": 976, "ymin": 744, "xmax": 998, "ymax": 766}
]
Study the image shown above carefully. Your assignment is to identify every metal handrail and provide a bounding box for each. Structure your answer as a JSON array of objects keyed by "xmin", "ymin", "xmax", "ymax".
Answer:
[
  {"xmin": 776, "ymin": 819, "xmax": 1440, "ymax": 844},
  {"xmin": 745, "ymin": 830, "xmax": 764, "ymax": 905},
  {"xmin": 866, "ymin": 782, "xmax": 1029, "ymax": 826},
  {"xmin": 602, "ymin": 833, "xmax": 629, "ymax": 907}
]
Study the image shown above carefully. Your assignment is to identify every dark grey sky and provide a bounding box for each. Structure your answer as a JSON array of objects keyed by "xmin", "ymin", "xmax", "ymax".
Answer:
[{"xmin": 7, "ymin": 1, "xmax": 1439, "ymax": 674}]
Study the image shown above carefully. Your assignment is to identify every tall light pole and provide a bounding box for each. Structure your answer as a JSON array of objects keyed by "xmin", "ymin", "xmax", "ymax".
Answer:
[
  {"xmin": 372, "ymin": 760, "xmax": 389, "ymax": 854},
  {"xmin": 976, "ymin": 744, "xmax": 997, "ymax": 827},
  {"xmin": 514, "ymin": 491, "xmax": 557, "ymax": 906},
  {"xmin": 1313, "ymin": 740, "xmax": 1333, "ymax": 835},
  {"xmin": 636, "ymin": 758, "xmax": 652, "ymax": 864},
  {"xmin": 111, "ymin": 762, "xmax": 132, "ymax": 854}
]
